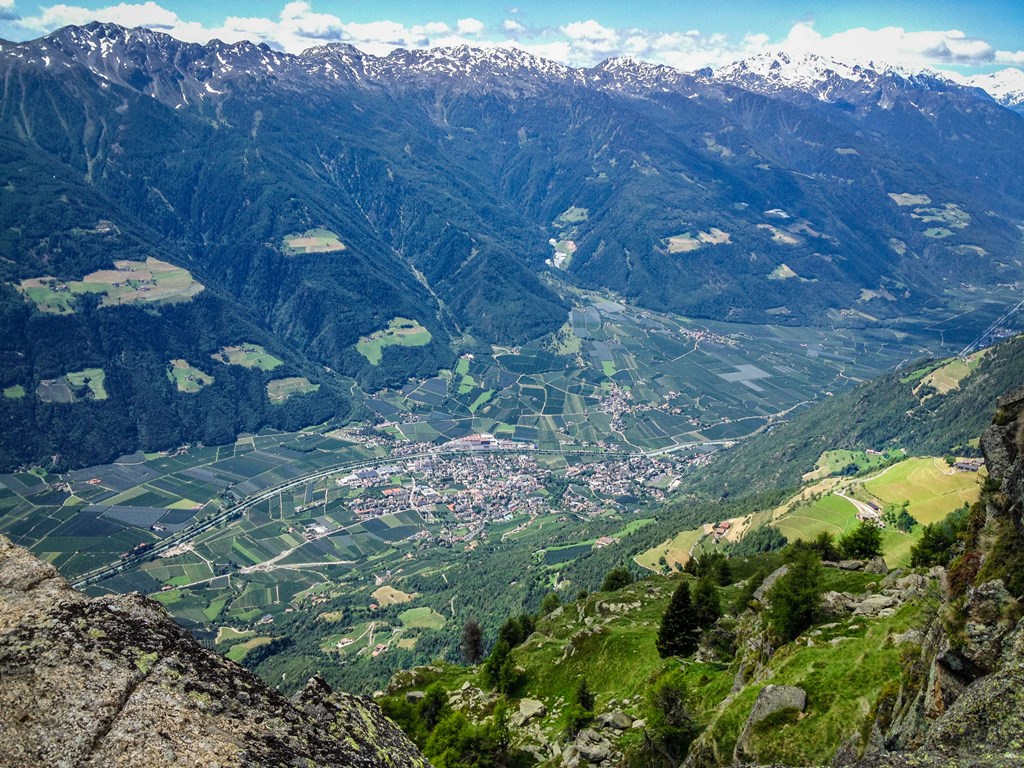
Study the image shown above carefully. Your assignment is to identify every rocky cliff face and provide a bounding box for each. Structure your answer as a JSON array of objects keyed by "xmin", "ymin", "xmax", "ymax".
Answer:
[{"xmin": 0, "ymin": 535, "xmax": 429, "ymax": 768}]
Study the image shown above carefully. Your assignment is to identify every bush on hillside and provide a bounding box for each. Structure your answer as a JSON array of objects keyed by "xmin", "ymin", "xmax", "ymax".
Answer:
[
  {"xmin": 601, "ymin": 566, "xmax": 634, "ymax": 592},
  {"xmin": 766, "ymin": 548, "xmax": 824, "ymax": 643},
  {"xmin": 838, "ymin": 521, "xmax": 883, "ymax": 560}
]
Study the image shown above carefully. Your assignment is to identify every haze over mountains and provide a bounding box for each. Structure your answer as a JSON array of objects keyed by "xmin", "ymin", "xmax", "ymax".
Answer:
[{"xmin": 0, "ymin": 22, "xmax": 1022, "ymax": 469}]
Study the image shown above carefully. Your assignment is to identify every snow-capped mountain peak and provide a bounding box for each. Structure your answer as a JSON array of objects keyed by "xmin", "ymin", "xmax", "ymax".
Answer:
[
  {"xmin": 710, "ymin": 49, "xmax": 961, "ymax": 105},
  {"xmin": 715, "ymin": 50, "xmax": 872, "ymax": 91},
  {"xmin": 586, "ymin": 56, "xmax": 694, "ymax": 94},
  {"xmin": 966, "ymin": 68, "xmax": 1024, "ymax": 112}
]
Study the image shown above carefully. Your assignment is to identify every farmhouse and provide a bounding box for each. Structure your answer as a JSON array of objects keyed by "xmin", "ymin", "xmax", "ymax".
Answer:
[{"xmin": 955, "ymin": 458, "xmax": 984, "ymax": 472}]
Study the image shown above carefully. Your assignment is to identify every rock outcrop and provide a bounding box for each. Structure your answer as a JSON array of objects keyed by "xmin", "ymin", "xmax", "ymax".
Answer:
[
  {"xmin": 733, "ymin": 685, "xmax": 806, "ymax": 764},
  {"xmin": 0, "ymin": 536, "xmax": 429, "ymax": 768}
]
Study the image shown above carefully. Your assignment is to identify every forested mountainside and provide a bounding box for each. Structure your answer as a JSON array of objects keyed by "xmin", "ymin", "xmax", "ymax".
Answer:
[{"xmin": 1, "ymin": 22, "xmax": 1023, "ymax": 469}]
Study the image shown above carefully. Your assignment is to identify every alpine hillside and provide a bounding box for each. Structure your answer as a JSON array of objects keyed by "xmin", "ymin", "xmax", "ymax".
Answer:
[{"xmin": 0, "ymin": 22, "xmax": 1023, "ymax": 471}]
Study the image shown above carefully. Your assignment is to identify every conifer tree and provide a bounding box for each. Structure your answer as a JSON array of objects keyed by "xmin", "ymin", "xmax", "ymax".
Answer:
[
  {"xmin": 692, "ymin": 576, "xmax": 722, "ymax": 629},
  {"xmin": 656, "ymin": 580, "xmax": 699, "ymax": 658},
  {"xmin": 460, "ymin": 617, "xmax": 484, "ymax": 665}
]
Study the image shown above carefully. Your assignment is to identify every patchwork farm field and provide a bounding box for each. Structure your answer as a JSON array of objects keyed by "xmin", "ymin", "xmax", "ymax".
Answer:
[
  {"xmin": 364, "ymin": 291, "xmax": 940, "ymax": 457},
  {"xmin": 16, "ymin": 257, "xmax": 202, "ymax": 313},
  {"xmin": 357, "ymin": 317, "xmax": 433, "ymax": 365},
  {"xmin": 0, "ymin": 431, "xmax": 383, "ymax": 579},
  {"xmin": 212, "ymin": 344, "xmax": 283, "ymax": 370},
  {"xmin": 283, "ymin": 228, "xmax": 346, "ymax": 254},
  {"xmin": 267, "ymin": 377, "xmax": 320, "ymax": 403},
  {"xmin": 37, "ymin": 368, "xmax": 108, "ymax": 403}
]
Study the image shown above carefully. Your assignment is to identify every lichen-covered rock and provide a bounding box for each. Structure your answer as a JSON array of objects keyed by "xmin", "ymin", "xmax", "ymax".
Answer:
[
  {"xmin": 961, "ymin": 579, "xmax": 1017, "ymax": 673},
  {"xmin": 515, "ymin": 697, "xmax": 546, "ymax": 726},
  {"xmin": 0, "ymin": 536, "xmax": 429, "ymax": 768},
  {"xmin": 597, "ymin": 710, "xmax": 632, "ymax": 730},
  {"xmin": 574, "ymin": 728, "xmax": 611, "ymax": 763},
  {"xmin": 733, "ymin": 684, "xmax": 806, "ymax": 763},
  {"xmin": 853, "ymin": 594, "xmax": 898, "ymax": 616},
  {"xmin": 753, "ymin": 566, "xmax": 789, "ymax": 602},
  {"xmin": 865, "ymin": 557, "xmax": 889, "ymax": 575}
]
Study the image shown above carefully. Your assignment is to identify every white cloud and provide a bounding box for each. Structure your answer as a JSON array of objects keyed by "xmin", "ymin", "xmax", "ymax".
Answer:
[
  {"xmin": 0, "ymin": 0, "xmax": 16, "ymax": 9},
  {"xmin": 502, "ymin": 19, "xmax": 525, "ymax": 34},
  {"xmin": 775, "ymin": 22, "xmax": 1024, "ymax": 70},
  {"xmin": 456, "ymin": 17, "xmax": 483, "ymax": 36},
  {"xmin": 996, "ymin": 49, "xmax": 1024, "ymax": 65}
]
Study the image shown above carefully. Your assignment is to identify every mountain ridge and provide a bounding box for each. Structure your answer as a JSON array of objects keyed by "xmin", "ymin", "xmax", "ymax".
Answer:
[{"xmin": 5, "ymin": 22, "xmax": 1022, "ymax": 107}]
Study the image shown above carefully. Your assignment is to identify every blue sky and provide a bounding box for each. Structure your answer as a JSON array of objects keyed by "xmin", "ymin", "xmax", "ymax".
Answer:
[{"xmin": 1, "ymin": 1, "xmax": 1021, "ymax": 74}]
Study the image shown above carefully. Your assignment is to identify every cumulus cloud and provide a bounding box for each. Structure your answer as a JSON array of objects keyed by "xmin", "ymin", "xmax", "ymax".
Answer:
[
  {"xmin": 777, "ymin": 22, "xmax": 1014, "ymax": 68},
  {"xmin": 456, "ymin": 17, "xmax": 484, "ymax": 36},
  {"xmin": 10, "ymin": 2, "xmax": 1023, "ymax": 75}
]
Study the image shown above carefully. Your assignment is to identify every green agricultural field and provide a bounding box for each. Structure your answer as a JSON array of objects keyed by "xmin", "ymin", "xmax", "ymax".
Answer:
[
  {"xmin": 863, "ymin": 457, "xmax": 980, "ymax": 524},
  {"xmin": 66, "ymin": 368, "xmax": 108, "ymax": 400},
  {"xmin": 469, "ymin": 389, "xmax": 494, "ymax": 414},
  {"xmin": 37, "ymin": 368, "xmax": 107, "ymax": 403},
  {"xmin": 215, "ymin": 626, "xmax": 253, "ymax": 645},
  {"xmin": 357, "ymin": 318, "xmax": 432, "ymax": 365},
  {"xmin": 637, "ymin": 527, "xmax": 706, "ymax": 571},
  {"xmin": 225, "ymin": 636, "xmax": 273, "ymax": 662},
  {"xmin": 283, "ymin": 228, "xmax": 346, "ymax": 254},
  {"xmin": 398, "ymin": 606, "xmax": 446, "ymax": 630},
  {"xmin": 3, "ymin": 385, "xmax": 25, "ymax": 399},
  {"xmin": 555, "ymin": 206, "xmax": 589, "ymax": 224},
  {"xmin": 774, "ymin": 495, "xmax": 859, "ymax": 543},
  {"xmin": 267, "ymin": 377, "xmax": 320, "ymax": 403},
  {"xmin": 212, "ymin": 344, "xmax": 283, "ymax": 370},
  {"xmin": 920, "ymin": 350, "xmax": 987, "ymax": 395},
  {"xmin": 15, "ymin": 278, "xmax": 77, "ymax": 313},
  {"xmin": 16, "ymin": 258, "xmax": 203, "ymax": 314},
  {"xmin": 167, "ymin": 359, "xmax": 214, "ymax": 393},
  {"xmin": 804, "ymin": 449, "xmax": 899, "ymax": 481}
]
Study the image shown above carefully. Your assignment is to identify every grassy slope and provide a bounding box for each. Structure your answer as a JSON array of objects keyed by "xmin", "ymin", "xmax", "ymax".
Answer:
[{"xmin": 383, "ymin": 566, "xmax": 932, "ymax": 767}]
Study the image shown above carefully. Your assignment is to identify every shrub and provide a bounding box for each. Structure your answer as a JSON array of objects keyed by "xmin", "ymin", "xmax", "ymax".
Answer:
[
  {"xmin": 838, "ymin": 521, "xmax": 883, "ymax": 560},
  {"xmin": 601, "ymin": 566, "xmax": 634, "ymax": 592},
  {"xmin": 766, "ymin": 549, "xmax": 823, "ymax": 643}
]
